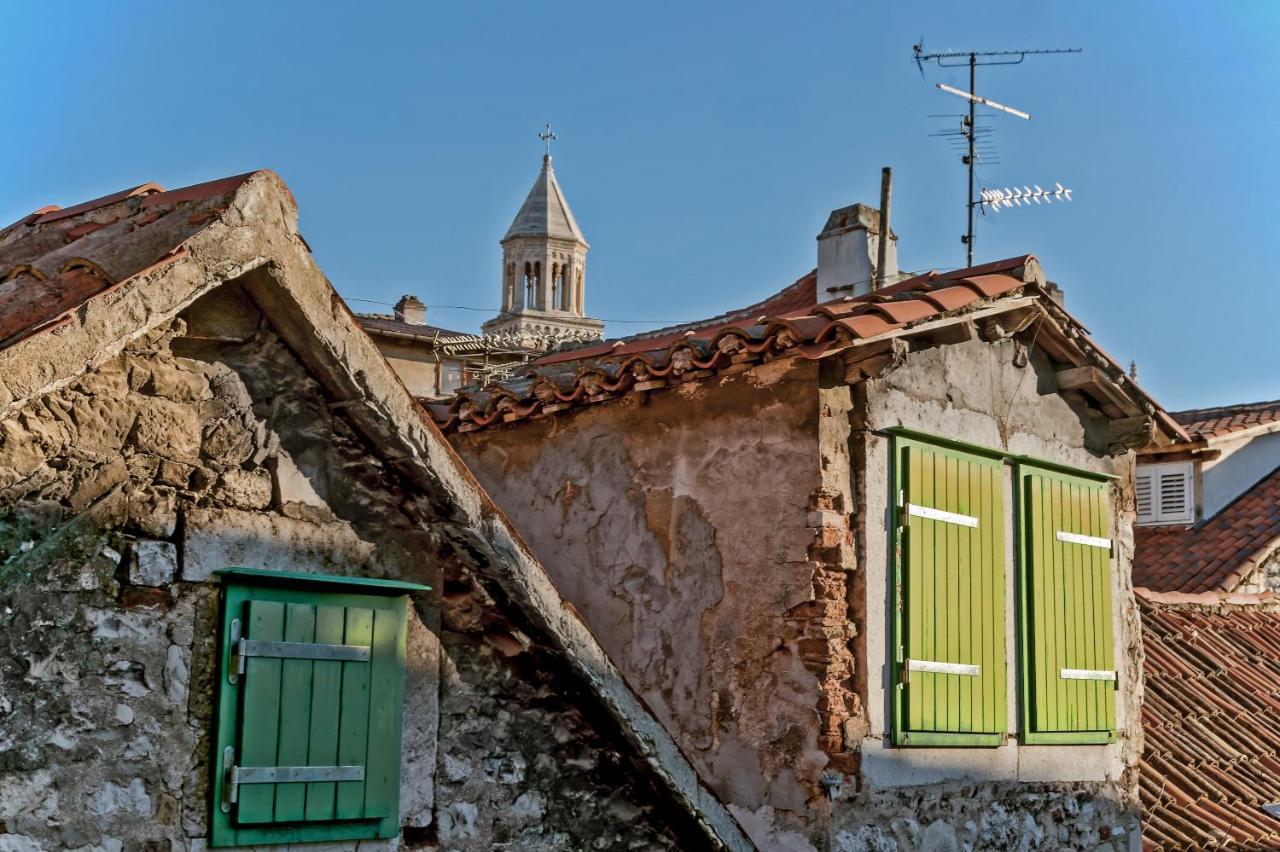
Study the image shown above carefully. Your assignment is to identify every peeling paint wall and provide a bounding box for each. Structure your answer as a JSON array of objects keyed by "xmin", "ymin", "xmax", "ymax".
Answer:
[
  {"xmin": 452, "ymin": 360, "xmax": 833, "ymax": 844},
  {"xmin": 0, "ymin": 288, "xmax": 694, "ymax": 850}
]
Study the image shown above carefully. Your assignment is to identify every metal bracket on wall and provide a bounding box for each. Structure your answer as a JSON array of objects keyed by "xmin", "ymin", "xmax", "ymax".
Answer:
[{"xmin": 221, "ymin": 745, "xmax": 364, "ymax": 812}]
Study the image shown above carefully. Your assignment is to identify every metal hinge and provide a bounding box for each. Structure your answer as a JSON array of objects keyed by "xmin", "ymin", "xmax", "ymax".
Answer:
[
  {"xmin": 227, "ymin": 618, "xmax": 371, "ymax": 685},
  {"xmin": 221, "ymin": 745, "xmax": 364, "ymax": 813}
]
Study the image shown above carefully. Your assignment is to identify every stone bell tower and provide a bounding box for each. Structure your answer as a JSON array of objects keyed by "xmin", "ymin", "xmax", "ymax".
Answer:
[{"xmin": 483, "ymin": 129, "xmax": 604, "ymax": 342}]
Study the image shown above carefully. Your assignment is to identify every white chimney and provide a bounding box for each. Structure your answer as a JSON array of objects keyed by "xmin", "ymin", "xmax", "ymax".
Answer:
[
  {"xmin": 394, "ymin": 294, "xmax": 427, "ymax": 325},
  {"xmin": 816, "ymin": 204, "xmax": 897, "ymax": 297}
]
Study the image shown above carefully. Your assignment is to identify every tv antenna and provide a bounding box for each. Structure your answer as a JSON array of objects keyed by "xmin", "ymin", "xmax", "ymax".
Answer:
[{"xmin": 913, "ymin": 42, "xmax": 1081, "ymax": 265}]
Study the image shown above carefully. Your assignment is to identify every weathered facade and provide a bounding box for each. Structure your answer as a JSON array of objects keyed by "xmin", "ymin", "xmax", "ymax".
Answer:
[
  {"xmin": 0, "ymin": 173, "xmax": 751, "ymax": 850},
  {"xmin": 441, "ymin": 253, "xmax": 1184, "ymax": 850}
]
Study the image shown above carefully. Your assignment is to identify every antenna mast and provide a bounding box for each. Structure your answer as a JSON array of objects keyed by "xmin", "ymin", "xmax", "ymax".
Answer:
[{"xmin": 913, "ymin": 43, "xmax": 1081, "ymax": 265}]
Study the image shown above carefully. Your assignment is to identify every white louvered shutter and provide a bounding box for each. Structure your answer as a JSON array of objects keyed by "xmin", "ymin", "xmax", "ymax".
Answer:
[
  {"xmin": 1135, "ymin": 462, "xmax": 1194, "ymax": 525},
  {"xmin": 1135, "ymin": 469, "xmax": 1154, "ymax": 523}
]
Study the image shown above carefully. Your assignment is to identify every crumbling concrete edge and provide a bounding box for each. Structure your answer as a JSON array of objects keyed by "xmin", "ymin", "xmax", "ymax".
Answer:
[{"xmin": 0, "ymin": 170, "xmax": 757, "ymax": 852}]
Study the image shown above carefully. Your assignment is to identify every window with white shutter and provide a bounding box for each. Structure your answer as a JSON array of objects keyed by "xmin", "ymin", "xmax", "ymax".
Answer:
[{"xmin": 1135, "ymin": 462, "xmax": 1194, "ymax": 525}]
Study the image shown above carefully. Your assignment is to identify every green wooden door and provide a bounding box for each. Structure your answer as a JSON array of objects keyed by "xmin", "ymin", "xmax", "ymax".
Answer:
[
  {"xmin": 894, "ymin": 438, "xmax": 1007, "ymax": 747},
  {"xmin": 210, "ymin": 569, "xmax": 425, "ymax": 847},
  {"xmin": 1018, "ymin": 466, "xmax": 1116, "ymax": 744}
]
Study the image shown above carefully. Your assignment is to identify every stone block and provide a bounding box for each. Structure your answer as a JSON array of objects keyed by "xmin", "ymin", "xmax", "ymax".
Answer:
[
  {"xmin": 131, "ymin": 398, "xmax": 202, "ymax": 460},
  {"xmin": 130, "ymin": 541, "xmax": 178, "ymax": 586},
  {"xmin": 216, "ymin": 468, "xmax": 272, "ymax": 510},
  {"xmin": 182, "ymin": 506, "xmax": 374, "ymax": 582}
]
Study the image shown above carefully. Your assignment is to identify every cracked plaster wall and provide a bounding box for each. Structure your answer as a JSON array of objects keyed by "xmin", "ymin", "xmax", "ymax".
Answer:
[
  {"xmin": 0, "ymin": 287, "xmax": 688, "ymax": 851},
  {"xmin": 452, "ymin": 359, "xmax": 835, "ymax": 848}
]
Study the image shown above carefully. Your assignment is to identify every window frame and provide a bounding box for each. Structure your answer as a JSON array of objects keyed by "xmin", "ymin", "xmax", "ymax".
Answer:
[
  {"xmin": 887, "ymin": 428, "xmax": 1118, "ymax": 749},
  {"xmin": 209, "ymin": 568, "xmax": 428, "ymax": 848}
]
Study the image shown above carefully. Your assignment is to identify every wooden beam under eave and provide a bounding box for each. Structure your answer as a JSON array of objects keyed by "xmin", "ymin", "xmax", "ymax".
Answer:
[{"xmin": 1055, "ymin": 365, "xmax": 1142, "ymax": 417}]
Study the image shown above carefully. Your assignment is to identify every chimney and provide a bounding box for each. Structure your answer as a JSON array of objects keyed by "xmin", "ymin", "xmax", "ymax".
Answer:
[
  {"xmin": 816, "ymin": 204, "xmax": 898, "ymax": 297},
  {"xmin": 394, "ymin": 294, "xmax": 427, "ymax": 325}
]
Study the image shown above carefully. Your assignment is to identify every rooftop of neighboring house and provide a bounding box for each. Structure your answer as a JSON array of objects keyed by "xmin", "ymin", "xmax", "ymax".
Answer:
[
  {"xmin": 356, "ymin": 312, "xmax": 471, "ymax": 341},
  {"xmin": 1133, "ymin": 464, "xmax": 1280, "ymax": 594},
  {"xmin": 1138, "ymin": 594, "xmax": 1280, "ymax": 850},
  {"xmin": 1173, "ymin": 398, "xmax": 1280, "ymax": 442},
  {"xmin": 430, "ymin": 254, "xmax": 1187, "ymax": 443}
]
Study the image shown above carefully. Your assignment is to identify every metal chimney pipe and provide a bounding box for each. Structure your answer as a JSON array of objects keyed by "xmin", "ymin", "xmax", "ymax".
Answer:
[{"xmin": 876, "ymin": 167, "xmax": 893, "ymax": 290}]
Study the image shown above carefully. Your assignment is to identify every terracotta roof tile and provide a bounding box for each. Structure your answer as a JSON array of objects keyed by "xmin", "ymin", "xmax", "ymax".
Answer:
[
  {"xmin": 0, "ymin": 172, "xmax": 264, "ymax": 351},
  {"xmin": 1133, "ymin": 466, "xmax": 1280, "ymax": 594},
  {"xmin": 1173, "ymin": 399, "xmax": 1280, "ymax": 442},
  {"xmin": 1139, "ymin": 598, "xmax": 1280, "ymax": 849},
  {"xmin": 433, "ymin": 253, "xmax": 1183, "ymax": 439}
]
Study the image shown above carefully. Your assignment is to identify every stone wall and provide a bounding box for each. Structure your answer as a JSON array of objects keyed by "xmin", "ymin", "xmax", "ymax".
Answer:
[{"xmin": 0, "ymin": 285, "xmax": 697, "ymax": 850}]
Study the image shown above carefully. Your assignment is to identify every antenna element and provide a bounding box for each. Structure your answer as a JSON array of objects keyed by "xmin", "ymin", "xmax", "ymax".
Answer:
[{"xmin": 914, "ymin": 42, "xmax": 1081, "ymax": 265}]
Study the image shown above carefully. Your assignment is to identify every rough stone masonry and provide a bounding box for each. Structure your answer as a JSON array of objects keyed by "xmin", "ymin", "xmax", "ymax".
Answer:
[{"xmin": 0, "ymin": 287, "xmax": 698, "ymax": 850}]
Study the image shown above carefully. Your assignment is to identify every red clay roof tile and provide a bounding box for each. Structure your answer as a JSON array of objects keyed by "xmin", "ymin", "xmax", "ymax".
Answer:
[
  {"xmin": 1133, "ymin": 465, "xmax": 1280, "ymax": 594},
  {"xmin": 0, "ymin": 172, "xmax": 269, "ymax": 353},
  {"xmin": 1139, "ymin": 598, "xmax": 1280, "ymax": 849},
  {"xmin": 434, "ymin": 253, "xmax": 1182, "ymax": 440},
  {"xmin": 34, "ymin": 182, "xmax": 164, "ymax": 224},
  {"xmin": 1173, "ymin": 399, "xmax": 1280, "ymax": 442}
]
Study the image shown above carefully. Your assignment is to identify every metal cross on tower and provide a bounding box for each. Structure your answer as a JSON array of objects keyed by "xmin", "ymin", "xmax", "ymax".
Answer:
[
  {"xmin": 913, "ymin": 43, "xmax": 1081, "ymax": 266},
  {"xmin": 539, "ymin": 123, "xmax": 558, "ymax": 158}
]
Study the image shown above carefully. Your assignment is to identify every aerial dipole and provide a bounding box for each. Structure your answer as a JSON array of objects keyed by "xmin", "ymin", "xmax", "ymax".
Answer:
[{"xmin": 913, "ymin": 42, "xmax": 1081, "ymax": 266}]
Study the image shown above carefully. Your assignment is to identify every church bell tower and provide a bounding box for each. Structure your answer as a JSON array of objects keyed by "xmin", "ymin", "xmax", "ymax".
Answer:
[{"xmin": 483, "ymin": 127, "xmax": 605, "ymax": 342}]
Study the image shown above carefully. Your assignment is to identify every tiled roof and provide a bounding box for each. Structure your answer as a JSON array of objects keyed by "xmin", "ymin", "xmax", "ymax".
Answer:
[
  {"xmin": 431, "ymin": 255, "xmax": 1186, "ymax": 441},
  {"xmin": 0, "ymin": 173, "xmax": 259, "ymax": 351},
  {"xmin": 1173, "ymin": 399, "xmax": 1280, "ymax": 442},
  {"xmin": 1139, "ymin": 597, "xmax": 1280, "ymax": 849},
  {"xmin": 356, "ymin": 314, "xmax": 470, "ymax": 341},
  {"xmin": 1133, "ymin": 465, "xmax": 1280, "ymax": 594}
]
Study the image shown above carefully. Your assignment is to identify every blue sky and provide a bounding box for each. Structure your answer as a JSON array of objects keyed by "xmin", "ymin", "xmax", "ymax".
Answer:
[{"xmin": 4, "ymin": 2, "xmax": 1277, "ymax": 410}]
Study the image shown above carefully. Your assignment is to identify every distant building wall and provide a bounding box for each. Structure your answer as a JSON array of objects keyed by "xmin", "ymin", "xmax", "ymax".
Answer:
[{"xmin": 1200, "ymin": 431, "xmax": 1280, "ymax": 519}]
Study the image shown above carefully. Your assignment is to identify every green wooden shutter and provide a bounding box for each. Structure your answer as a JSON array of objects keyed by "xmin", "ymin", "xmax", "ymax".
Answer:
[
  {"xmin": 1017, "ymin": 466, "xmax": 1116, "ymax": 744},
  {"xmin": 210, "ymin": 569, "xmax": 427, "ymax": 847},
  {"xmin": 893, "ymin": 437, "xmax": 1006, "ymax": 747}
]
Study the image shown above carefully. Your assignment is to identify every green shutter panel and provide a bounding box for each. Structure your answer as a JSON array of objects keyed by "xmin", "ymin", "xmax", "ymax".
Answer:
[
  {"xmin": 894, "ymin": 439, "xmax": 1006, "ymax": 747},
  {"xmin": 233, "ymin": 600, "xmax": 381, "ymax": 825},
  {"xmin": 211, "ymin": 570, "xmax": 422, "ymax": 847},
  {"xmin": 1018, "ymin": 466, "xmax": 1116, "ymax": 744}
]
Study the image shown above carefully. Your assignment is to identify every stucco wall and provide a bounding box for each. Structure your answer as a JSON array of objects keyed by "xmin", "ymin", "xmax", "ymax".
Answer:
[
  {"xmin": 833, "ymin": 335, "xmax": 1141, "ymax": 851},
  {"xmin": 374, "ymin": 337, "xmax": 445, "ymax": 398},
  {"xmin": 0, "ymin": 291, "xmax": 693, "ymax": 850},
  {"xmin": 452, "ymin": 359, "xmax": 832, "ymax": 844},
  {"xmin": 1199, "ymin": 430, "xmax": 1280, "ymax": 520}
]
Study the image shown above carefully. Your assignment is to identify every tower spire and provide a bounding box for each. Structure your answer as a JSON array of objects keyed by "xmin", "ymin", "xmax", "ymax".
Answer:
[{"xmin": 483, "ymin": 134, "xmax": 604, "ymax": 345}]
